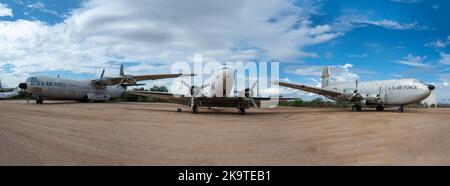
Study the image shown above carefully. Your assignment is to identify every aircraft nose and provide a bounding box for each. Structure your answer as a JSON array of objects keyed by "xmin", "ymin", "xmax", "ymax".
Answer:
[
  {"xmin": 19, "ymin": 83, "xmax": 27, "ymax": 89},
  {"xmin": 428, "ymin": 85, "xmax": 435, "ymax": 91}
]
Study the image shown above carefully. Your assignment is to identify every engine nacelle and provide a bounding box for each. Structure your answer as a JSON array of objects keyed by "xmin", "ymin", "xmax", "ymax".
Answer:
[
  {"xmin": 365, "ymin": 94, "xmax": 382, "ymax": 105},
  {"xmin": 101, "ymin": 77, "xmax": 114, "ymax": 86},
  {"xmin": 124, "ymin": 75, "xmax": 137, "ymax": 84},
  {"xmin": 340, "ymin": 92, "xmax": 354, "ymax": 99}
]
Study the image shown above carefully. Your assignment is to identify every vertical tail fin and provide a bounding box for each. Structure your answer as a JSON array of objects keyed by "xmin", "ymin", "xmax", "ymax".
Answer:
[
  {"xmin": 120, "ymin": 64, "xmax": 125, "ymax": 77},
  {"xmin": 321, "ymin": 66, "xmax": 330, "ymax": 88}
]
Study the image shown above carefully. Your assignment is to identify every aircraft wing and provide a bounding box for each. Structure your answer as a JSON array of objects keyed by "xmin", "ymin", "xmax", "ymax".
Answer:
[
  {"xmin": 125, "ymin": 91, "xmax": 190, "ymax": 105},
  {"xmin": 131, "ymin": 74, "xmax": 190, "ymax": 81},
  {"xmin": 126, "ymin": 91, "xmax": 293, "ymax": 108},
  {"xmin": 107, "ymin": 73, "xmax": 191, "ymax": 85},
  {"xmin": 277, "ymin": 81, "xmax": 342, "ymax": 98}
]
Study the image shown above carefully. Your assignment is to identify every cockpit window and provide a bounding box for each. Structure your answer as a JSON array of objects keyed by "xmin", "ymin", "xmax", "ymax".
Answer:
[{"xmin": 28, "ymin": 77, "xmax": 38, "ymax": 86}]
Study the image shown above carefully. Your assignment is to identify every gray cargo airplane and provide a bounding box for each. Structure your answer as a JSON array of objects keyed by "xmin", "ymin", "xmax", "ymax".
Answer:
[
  {"xmin": 18, "ymin": 65, "xmax": 189, "ymax": 104},
  {"xmin": 128, "ymin": 66, "xmax": 281, "ymax": 114},
  {"xmin": 0, "ymin": 87, "xmax": 20, "ymax": 99},
  {"xmin": 0, "ymin": 79, "xmax": 20, "ymax": 99},
  {"xmin": 275, "ymin": 66, "xmax": 435, "ymax": 112}
]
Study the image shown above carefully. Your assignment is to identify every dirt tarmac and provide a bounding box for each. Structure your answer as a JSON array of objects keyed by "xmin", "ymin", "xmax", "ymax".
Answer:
[{"xmin": 0, "ymin": 100, "xmax": 449, "ymax": 165}]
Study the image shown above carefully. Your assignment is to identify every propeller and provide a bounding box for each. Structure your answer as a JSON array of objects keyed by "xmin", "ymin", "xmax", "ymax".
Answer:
[
  {"xmin": 100, "ymin": 69, "xmax": 105, "ymax": 79},
  {"xmin": 92, "ymin": 69, "xmax": 107, "ymax": 87}
]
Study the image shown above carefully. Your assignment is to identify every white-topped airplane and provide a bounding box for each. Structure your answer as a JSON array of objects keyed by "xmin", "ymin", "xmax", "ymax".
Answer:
[
  {"xmin": 18, "ymin": 64, "xmax": 191, "ymax": 104},
  {"xmin": 275, "ymin": 66, "xmax": 435, "ymax": 112},
  {"xmin": 128, "ymin": 66, "xmax": 282, "ymax": 114}
]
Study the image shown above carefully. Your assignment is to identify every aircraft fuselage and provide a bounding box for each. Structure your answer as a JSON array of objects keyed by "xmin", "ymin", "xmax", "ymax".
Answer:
[
  {"xmin": 21, "ymin": 76, "xmax": 123, "ymax": 101},
  {"xmin": 324, "ymin": 78, "xmax": 432, "ymax": 106}
]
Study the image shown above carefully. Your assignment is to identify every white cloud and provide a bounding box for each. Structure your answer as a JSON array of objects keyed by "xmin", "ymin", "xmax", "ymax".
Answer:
[
  {"xmin": 431, "ymin": 4, "xmax": 440, "ymax": 10},
  {"xmin": 439, "ymin": 53, "xmax": 450, "ymax": 65},
  {"xmin": 0, "ymin": 0, "xmax": 342, "ymax": 86},
  {"xmin": 0, "ymin": 3, "xmax": 13, "ymax": 17},
  {"xmin": 285, "ymin": 63, "xmax": 359, "ymax": 83},
  {"xmin": 347, "ymin": 53, "xmax": 367, "ymax": 58},
  {"xmin": 442, "ymin": 81, "xmax": 449, "ymax": 87},
  {"xmin": 390, "ymin": 0, "xmax": 422, "ymax": 3},
  {"xmin": 332, "ymin": 14, "xmax": 426, "ymax": 31},
  {"xmin": 425, "ymin": 39, "xmax": 448, "ymax": 49},
  {"xmin": 27, "ymin": 1, "xmax": 65, "ymax": 17},
  {"xmin": 393, "ymin": 54, "xmax": 432, "ymax": 68},
  {"xmin": 363, "ymin": 19, "xmax": 426, "ymax": 30}
]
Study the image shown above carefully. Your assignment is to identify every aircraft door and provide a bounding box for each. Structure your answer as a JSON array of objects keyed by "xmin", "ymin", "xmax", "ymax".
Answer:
[{"xmin": 382, "ymin": 84, "xmax": 388, "ymax": 103}]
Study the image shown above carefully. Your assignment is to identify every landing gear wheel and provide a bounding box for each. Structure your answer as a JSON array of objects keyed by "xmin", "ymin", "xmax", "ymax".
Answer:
[
  {"xmin": 239, "ymin": 106, "xmax": 246, "ymax": 115},
  {"xmin": 177, "ymin": 108, "xmax": 182, "ymax": 112},
  {"xmin": 352, "ymin": 105, "xmax": 362, "ymax": 112},
  {"xmin": 192, "ymin": 105, "xmax": 198, "ymax": 114},
  {"xmin": 397, "ymin": 106, "xmax": 404, "ymax": 113},
  {"xmin": 376, "ymin": 105, "xmax": 384, "ymax": 111}
]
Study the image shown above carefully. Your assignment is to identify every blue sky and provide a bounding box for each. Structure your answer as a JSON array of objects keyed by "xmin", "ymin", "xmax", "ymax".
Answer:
[{"xmin": 0, "ymin": 0, "xmax": 449, "ymax": 101}]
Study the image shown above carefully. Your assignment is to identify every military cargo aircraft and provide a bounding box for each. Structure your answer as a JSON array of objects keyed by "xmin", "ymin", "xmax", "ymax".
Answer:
[
  {"xmin": 275, "ymin": 66, "xmax": 435, "ymax": 112},
  {"xmin": 18, "ymin": 64, "xmax": 190, "ymax": 104},
  {"xmin": 128, "ymin": 66, "xmax": 284, "ymax": 114}
]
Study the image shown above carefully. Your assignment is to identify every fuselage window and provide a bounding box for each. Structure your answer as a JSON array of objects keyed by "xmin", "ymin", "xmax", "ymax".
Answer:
[{"xmin": 29, "ymin": 77, "xmax": 38, "ymax": 86}]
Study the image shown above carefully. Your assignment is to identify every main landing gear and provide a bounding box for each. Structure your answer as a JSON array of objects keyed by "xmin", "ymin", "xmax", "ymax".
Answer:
[
  {"xmin": 36, "ymin": 98, "xmax": 43, "ymax": 104},
  {"xmin": 397, "ymin": 106, "xmax": 404, "ymax": 113},
  {"xmin": 238, "ymin": 106, "xmax": 246, "ymax": 115},
  {"xmin": 376, "ymin": 105, "xmax": 384, "ymax": 111},
  {"xmin": 192, "ymin": 104, "xmax": 199, "ymax": 114},
  {"xmin": 351, "ymin": 105, "xmax": 362, "ymax": 112}
]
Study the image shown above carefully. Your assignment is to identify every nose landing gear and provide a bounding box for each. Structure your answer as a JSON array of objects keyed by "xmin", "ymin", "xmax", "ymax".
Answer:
[
  {"xmin": 192, "ymin": 104, "xmax": 199, "ymax": 114},
  {"xmin": 376, "ymin": 105, "xmax": 384, "ymax": 111},
  {"xmin": 36, "ymin": 98, "xmax": 43, "ymax": 104},
  {"xmin": 397, "ymin": 106, "xmax": 404, "ymax": 113},
  {"xmin": 238, "ymin": 106, "xmax": 246, "ymax": 115}
]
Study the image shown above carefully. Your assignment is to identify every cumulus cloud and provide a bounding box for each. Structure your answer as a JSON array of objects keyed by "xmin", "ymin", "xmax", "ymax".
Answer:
[
  {"xmin": 285, "ymin": 63, "xmax": 359, "ymax": 83},
  {"xmin": 0, "ymin": 0, "xmax": 342, "ymax": 87},
  {"xmin": 393, "ymin": 54, "xmax": 432, "ymax": 68},
  {"xmin": 0, "ymin": 3, "xmax": 13, "ymax": 17}
]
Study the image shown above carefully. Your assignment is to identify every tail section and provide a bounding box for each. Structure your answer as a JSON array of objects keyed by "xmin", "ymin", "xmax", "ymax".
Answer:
[
  {"xmin": 321, "ymin": 66, "xmax": 330, "ymax": 88},
  {"xmin": 120, "ymin": 64, "xmax": 125, "ymax": 77}
]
